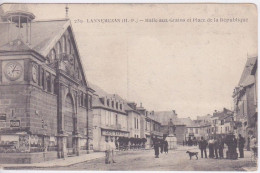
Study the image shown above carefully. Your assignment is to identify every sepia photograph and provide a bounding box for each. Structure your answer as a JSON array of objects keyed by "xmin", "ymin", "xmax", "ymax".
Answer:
[{"xmin": 0, "ymin": 2, "xmax": 258, "ymax": 171}]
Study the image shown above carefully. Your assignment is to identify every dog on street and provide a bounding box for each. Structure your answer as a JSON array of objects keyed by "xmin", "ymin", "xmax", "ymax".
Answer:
[{"xmin": 186, "ymin": 151, "xmax": 198, "ymax": 160}]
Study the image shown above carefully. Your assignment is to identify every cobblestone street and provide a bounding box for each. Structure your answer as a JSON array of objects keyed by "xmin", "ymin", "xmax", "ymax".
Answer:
[{"xmin": 21, "ymin": 146, "xmax": 256, "ymax": 171}]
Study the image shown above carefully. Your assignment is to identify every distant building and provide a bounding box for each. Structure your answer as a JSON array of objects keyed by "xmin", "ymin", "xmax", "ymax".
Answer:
[
  {"xmin": 211, "ymin": 108, "xmax": 234, "ymax": 136},
  {"xmin": 126, "ymin": 102, "xmax": 142, "ymax": 138}
]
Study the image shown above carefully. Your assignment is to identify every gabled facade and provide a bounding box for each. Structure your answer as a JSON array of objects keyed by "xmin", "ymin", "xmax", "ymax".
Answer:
[{"xmin": 0, "ymin": 5, "xmax": 94, "ymax": 163}]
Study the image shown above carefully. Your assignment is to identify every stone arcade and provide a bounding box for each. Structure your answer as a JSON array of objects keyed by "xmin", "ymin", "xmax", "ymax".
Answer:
[{"xmin": 0, "ymin": 5, "xmax": 94, "ymax": 163}]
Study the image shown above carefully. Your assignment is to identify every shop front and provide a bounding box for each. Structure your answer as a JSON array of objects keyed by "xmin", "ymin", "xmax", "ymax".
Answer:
[{"xmin": 97, "ymin": 128, "xmax": 129, "ymax": 151}]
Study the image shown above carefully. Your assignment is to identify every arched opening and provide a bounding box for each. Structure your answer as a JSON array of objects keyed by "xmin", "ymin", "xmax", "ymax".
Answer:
[
  {"xmin": 64, "ymin": 94, "xmax": 75, "ymax": 154},
  {"xmin": 57, "ymin": 42, "xmax": 61, "ymax": 58}
]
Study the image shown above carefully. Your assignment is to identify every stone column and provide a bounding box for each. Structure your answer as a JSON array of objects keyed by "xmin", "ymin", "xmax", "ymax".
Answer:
[
  {"xmin": 57, "ymin": 135, "xmax": 67, "ymax": 158},
  {"xmin": 75, "ymin": 136, "xmax": 80, "ymax": 156}
]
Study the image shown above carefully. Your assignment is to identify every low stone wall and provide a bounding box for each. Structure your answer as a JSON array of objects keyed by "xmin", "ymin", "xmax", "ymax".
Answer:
[{"xmin": 0, "ymin": 152, "xmax": 57, "ymax": 164}]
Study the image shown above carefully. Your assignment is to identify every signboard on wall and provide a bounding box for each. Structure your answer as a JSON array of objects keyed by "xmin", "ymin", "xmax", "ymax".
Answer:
[
  {"xmin": 101, "ymin": 129, "xmax": 129, "ymax": 137},
  {"xmin": 10, "ymin": 120, "xmax": 20, "ymax": 127}
]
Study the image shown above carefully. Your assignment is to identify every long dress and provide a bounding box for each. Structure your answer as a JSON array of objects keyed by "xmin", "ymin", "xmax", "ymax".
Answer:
[
  {"xmin": 208, "ymin": 139, "xmax": 215, "ymax": 158},
  {"xmin": 164, "ymin": 141, "xmax": 168, "ymax": 153}
]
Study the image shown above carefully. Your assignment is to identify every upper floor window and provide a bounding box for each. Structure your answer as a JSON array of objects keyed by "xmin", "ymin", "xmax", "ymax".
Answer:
[
  {"xmin": 57, "ymin": 42, "xmax": 61, "ymax": 57},
  {"xmin": 84, "ymin": 94, "xmax": 88, "ymax": 107},
  {"xmin": 120, "ymin": 104, "xmax": 122, "ymax": 110},
  {"xmin": 89, "ymin": 95, "xmax": 92, "ymax": 109},
  {"xmin": 67, "ymin": 39, "xmax": 71, "ymax": 54},
  {"xmin": 107, "ymin": 99, "xmax": 110, "ymax": 107},
  {"xmin": 116, "ymin": 102, "xmax": 118, "ymax": 109},
  {"xmin": 41, "ymin": 69, "xmax": 45, "ymax": 89},
  {"xmin": 61, "ymin": 36, "xmax": 66, "ymax": 53},
  {"xmin": 80, "ymin": 93, "xmax": 84, "ymax": 106},
  {"xmin": 115, "ymin": 114, "xmax": 118, "ymax": 125},
  {"xmin": 46, "ymin": 72, "xmax": 52, "ymax": 92},
  {"xmin": 50, "ymin": 49, "xmax": 56, "ymax": 61}
]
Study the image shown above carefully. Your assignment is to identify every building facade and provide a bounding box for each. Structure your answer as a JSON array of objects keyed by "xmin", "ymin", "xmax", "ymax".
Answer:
[
  {"xmin": 92, "ymin": 92, "xmax": 129, "ymax": 151},
  {"xmin": 0, "ymin": 5, "xmax": 94, "ymax": 163},
  {"xmin": 233, "ymin": 57, "xmax": 258, "ymax": 146}
]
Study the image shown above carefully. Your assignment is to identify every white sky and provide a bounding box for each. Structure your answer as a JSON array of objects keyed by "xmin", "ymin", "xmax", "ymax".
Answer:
[{"xmin": 1, "ymin": 3, "xmax": 257, "ymax": 119}]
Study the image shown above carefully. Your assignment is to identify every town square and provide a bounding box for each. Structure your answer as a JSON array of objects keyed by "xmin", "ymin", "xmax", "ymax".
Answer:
[{"xmin": 0, "ymin": 3, "xmax": 258, "ymax": 171}]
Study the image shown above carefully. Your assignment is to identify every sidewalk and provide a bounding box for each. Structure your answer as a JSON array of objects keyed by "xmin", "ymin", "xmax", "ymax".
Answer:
[
  {"xmin": 1, "ymin": 146, "xmax": 194, "ymax": 169},
  {"xmin": 0, "ymin": 152, "xmax": 105, "ymax": 169}
]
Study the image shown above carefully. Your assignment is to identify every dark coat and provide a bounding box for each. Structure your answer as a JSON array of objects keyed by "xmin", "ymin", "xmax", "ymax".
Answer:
[
  {"xmin": 199, "ymin": 139, "xmax": 208, "ymax": 149},
  {"xmin": 238, "ymin": 137, "xmax": 245, "ymax": 148},
  {"xmin": 218, "ymin": 139, "xmax": 224, "ymax": 149},
  {"xmin": 214, "ymin": 140, "xmax": 219, "ymax": 149},
  {"xmin": 164, "ymin": 141, "xmax": 168, "ymax": 152}
]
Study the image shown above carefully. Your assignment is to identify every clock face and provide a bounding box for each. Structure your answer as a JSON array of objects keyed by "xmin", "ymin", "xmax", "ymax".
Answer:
[
  {"xmin": 4, "ymin": 61, "xmax": 23, "ymax": 81},
  {"xmin": 32, "ymin": 64, "xmax": 38, "ymax": 83}
]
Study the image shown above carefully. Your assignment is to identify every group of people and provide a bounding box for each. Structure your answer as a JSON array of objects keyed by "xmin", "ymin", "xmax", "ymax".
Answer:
[
  {"xmin": 183, "ymin": 137, "xmax": 198, "ymax": 146},
  {"xmin": 152, "ymin": 137, "xmax": 168, "ymax": 158},
  {"xmin": 105, "ymin": 137, "xmax": 116, "ymax": 164},
  {"xmin": 198, "ymin": 134, "xmax": 252, "ymax": 159}
]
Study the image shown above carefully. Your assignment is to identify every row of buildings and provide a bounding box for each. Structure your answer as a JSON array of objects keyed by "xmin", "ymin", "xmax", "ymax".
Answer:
[
  {"xmin": 0, "ymin": 4, "xmax": 257, "ymax": 164},
  {"xmin": 185, "ymin": 108, "xmax": 234, "ymax": 141},
  {"xmin": 184, "ymin": 56, "xmax": 258, "ymax": 148},
  {"xmin": 0, "ymin": 5, "xmax": 184, "ymax": 164}
]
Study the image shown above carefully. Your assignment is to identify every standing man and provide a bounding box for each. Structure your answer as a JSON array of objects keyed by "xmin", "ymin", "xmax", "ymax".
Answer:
[
  {"xmin": 213, "ymin": 137, "xmax": 219, "ymax": 159},
  {"xmin": 110, "ymin": 137, "xmax": 116, "ymax": 163},
  {"xmin": 218, "ymin": 136, "xmax": 224, "ymax": 159},
  {"xmin": 238, "ymin": 134, "xmax": 245, "ymax": 158},
  {"xmin": 199, "ymin": 137, "xmax": 208, "ymax": 158},
  {"xmin": 153, "ymin": 137, "xmax": 160, "ymax": 158},
  {"xmin": 160, "ymin": 139, "xmax": 164, "ymax": 153},
  {"xmin": 105, "ymin": 137, "xmax": 111, "ymax": 164}
]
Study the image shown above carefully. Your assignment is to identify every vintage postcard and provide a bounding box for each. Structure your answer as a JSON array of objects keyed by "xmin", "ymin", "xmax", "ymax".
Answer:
[{"xmin": 0, "ymin": 3, "xmax": 258, "ymax": 171}]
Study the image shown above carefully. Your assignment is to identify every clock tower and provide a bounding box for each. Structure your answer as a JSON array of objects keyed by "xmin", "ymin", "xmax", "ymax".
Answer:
[{"xmin": 0, "ymin": 4, "xmax": 94, "ymax": 163}]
